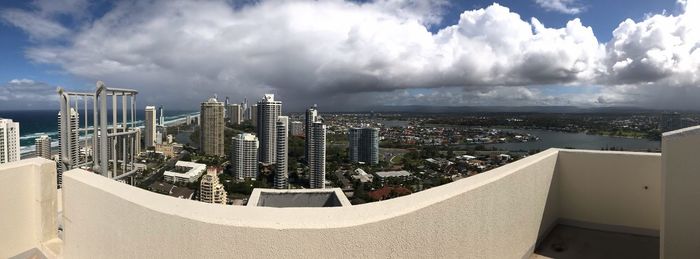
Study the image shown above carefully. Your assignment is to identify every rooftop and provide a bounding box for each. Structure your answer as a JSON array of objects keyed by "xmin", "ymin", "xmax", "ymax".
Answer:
[
  {"xmin": 248, "ymin": 188, "xmax": 351, "ymax": 208},
  {"xmin": 2, "ymin": 126, "xmax": 700, "ymax": 258}
]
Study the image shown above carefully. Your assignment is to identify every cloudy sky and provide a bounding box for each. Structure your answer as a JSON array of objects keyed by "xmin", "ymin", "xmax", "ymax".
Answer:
[{"xmin": 1, "ymin": 0, "xmax": 698, "ymax": 111}]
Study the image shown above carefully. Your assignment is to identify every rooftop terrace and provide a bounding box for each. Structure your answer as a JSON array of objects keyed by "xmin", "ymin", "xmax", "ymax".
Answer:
[{"xmin": 2, "ymin": 126, "xmax": 700, "ymax": 258}]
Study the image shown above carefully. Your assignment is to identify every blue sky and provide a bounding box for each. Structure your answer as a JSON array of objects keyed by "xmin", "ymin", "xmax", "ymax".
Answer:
[{"xmin": 0, "ymin": 0, "xmax": 697, "ymax": 111}]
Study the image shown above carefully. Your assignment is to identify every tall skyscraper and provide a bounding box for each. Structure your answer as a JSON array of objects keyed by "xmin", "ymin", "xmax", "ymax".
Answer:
[
  {"xmin": 227, "ymin": 104, "xmax": 242, "ymax": 125},
  {"xmin": 200, "ymin": 167, "xmax": 227, "ymax": 205},
  {"xmin": 0, "ymin": 118, "xmax": 20, "ymax": 165},
  {"xmin": 256, "ymin": 94, "xmax": 281, "ymax": 164},
  {"xmin": 158, "ymin": 105, "xmax": 165, "ymax": 126},
  {"xmin": 134, "ymin": 128, "xmax": 142, "ymax": 155},
  {"xmin": 224, "ymin": 96, "xmax": 230, "ymax": 119},
  {"xmin": 349, "ymin": 127, "xmax": 379, "ymax": 165},
  {"xmin": 144, "ymin": 106, "xmax": 157, "ymax": 148},
  {"xmin": 232, "ymin": 133, "xmax": 259, "ymax": 180},
  {"xmin": 251, "ymin": 104, "xmax": 258, "ymax": 127},
  {"xmin": 57, "ymin": 108, "xmax": 79, "ymax": 187},
  {"xmin": 305, "ymin": 105, "xmax": 318, "ymax": 159},
  {"xmin": 275, "ymin": 116, "xmax": 289, "ymax": 189},
  {"xmin": 35, "ymin": 135, "xmax": 51, "ymax": 159},
  {"xmin": 200, "ymin": 97, "xmax": 225, "ymax": 156},
  {"xmin": 308, "ymin": 121, "xmax": 326, "ymax": 189}
]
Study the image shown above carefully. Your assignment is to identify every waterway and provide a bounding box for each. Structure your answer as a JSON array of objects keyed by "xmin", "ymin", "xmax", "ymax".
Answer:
[{"xmin": 480, "ymin": 128, "xmax": 660, "ymax": 152}]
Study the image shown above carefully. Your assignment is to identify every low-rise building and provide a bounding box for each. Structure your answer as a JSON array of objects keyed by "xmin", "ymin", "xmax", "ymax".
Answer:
[
  {"xmin": 374, "ymin": 170, "xmax": 412, "ymax": 182},
  {"xmin": 163, "ymin": 161, "xmax": 207, "ymax": 183},
  {"xmin": 351, "ymin": 168, "xmax": 373, "ymax": 183}
]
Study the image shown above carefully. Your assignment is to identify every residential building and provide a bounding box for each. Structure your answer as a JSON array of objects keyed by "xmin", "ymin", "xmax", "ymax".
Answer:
[
  {"xmin": 305, "ymin": 105, "xmax": 318, "ymax": 159},
  {"xmin": 200, "ymin": 167, "xmax": 227, "ymax": 205},
  {"xmin": 35, "ymin": 135, "xmax": 51, "ymax": 159},
  {"xmin": 200, "ymin": 97, "xmax": 225, "ymax": 156},
  {"xmin": 158, "ymin": 105, "xmax": 165, "ymax": 127},
  {"xmin": 163, "ymin": 161, "xmax": 207, "ymax": 184},
  {"xmin": 256, "ymin": 94, "xmax": 281, "ymax": 164},
  {"xmin": 251, "ymin": 104, "xmax": 258, "ymax": 128},
  {"xmin": 275, "ymin": 116, "xmax": 289, "ymax": 189},
  {"xmin": 227, "ymin": 104, "xmax": 242, "ymax": 125},
  {"xmin": 290, "ymin": 121, "xmax": 304, "ymax": 137},
  {"xmin": 0, "ymin": 119, "xmax": 20, "ymax": 165},
  {"xmin": 232, "ymin": 133, "xmax": 259, "ymax": 180},
  {"xmin": 308, "ymin": 121, "xmax": 326, "ymax": 189},
  {"xmin": 134, "ymin": 128, "xmax": 142, "ymax": 155},
  {"xmin": 57, "ymin": 108, "xmax": 79, "ymax": 187},
  {"xmin": 144, "ymin": 106, "xmax": 157, "ymax": 148},
  {"xmin": 348, "ymin": 127, "xmax": 379, "ymax": 165}
]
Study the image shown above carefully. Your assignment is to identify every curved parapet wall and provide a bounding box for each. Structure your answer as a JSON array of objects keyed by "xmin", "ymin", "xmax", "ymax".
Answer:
[{"xmin": 62, "ymin": 149, "xmax": 559, "ymax": 258}]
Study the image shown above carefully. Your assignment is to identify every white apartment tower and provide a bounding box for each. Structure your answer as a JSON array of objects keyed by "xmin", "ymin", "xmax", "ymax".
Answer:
[
  {"xmin": 200, "ymin": 98, "xmax": 225, "ymax": 156},
  {"xmin": 0, "ymin": 119, "xmax": 20, "ymax": 165},
  {"xmin": 308, "ymin": 121, "xmax": 326, "ymax": 189},
  {"xmin": 199, "ymin": 168, "xmax": 227, "ymax": 205},
  {"xmin": 304, "ymin": 105, "xmax": 318, "ymax": 159},
  {"xmin": 275, "ymin": 116, "xmax": 289, "ymax": 189},
  {"xmin": 256, "ymin": 94, "xmax": 281, "ymax": 164},
  {"xmin": 144, "ymin": 106, "xmax": 157, "ymax": 148},
  {"xmin": 232, "ymin": 133, "xmax": 259, "ymax": 180},
  {"xmin": 57, "ymin": 108, "xmax": 79, "ymax": 187},
  {"xmin": 35, "ymin": 135, "xmax": 51, "ymax": 159}
]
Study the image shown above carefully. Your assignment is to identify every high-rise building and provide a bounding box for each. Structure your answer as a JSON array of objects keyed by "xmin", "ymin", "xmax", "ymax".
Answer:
[
  {"xmin": 134, "ymin": 128, "xmax": 142, "ymax": 155},
  {"xmin": 224, "ymin": 96, "xmax": 230, "ymax": 119},
  {"xmin": 290, "ymin": 121, "xmax": 304, "ymax": 137},
  {"xmin": 200, "ymin": 97, "xmax": 225, "ymax": 156},
  {"xmin": 275, "ymin": 116, "xmax": 289, "ymax": 189},
  {"xmin": 232, "ymin": 133, "xmax": 259, "ymax": 180},
  {"xmin": 660, "ymin": 112, "xmax": 683, "ymax": 132},
  {"xmin": 251, "ymin": 104, "xmax": 258, "ymax": 127},
  {"xmin": 57, "ymin": 108, "xmax": 79, "ymax": 187},
  {"xmin": 308, "ymin": 121, "xmax": 326, "ymax": 189},
  {"xmin": 227, "ymin": 104, "xmax": 242, "ymax": 125},
  {"xmin": 158, "ymin": 105, "xmax": 165, "ymax": 126},
  {"xmin": 305, "ymin": 105, "xmax": 318, "ymax": 159},
  {"xmin": 199, "ymin": 167, "xmax": 227, "ymax": 205},
  {"xmin": 35, "ymin": 135, "xmax": 51, "ymax": 159},
  {"xmin": 349, "ymin": 127, "xmax": 379, "ymax": 165},
  {"xmin": 256, "ymin": 94, "xmax": 281, "ymax": 164},
  {"xmin": 0, "ymin": 118, "xmax": 20, "ymax": 165},
  {"xmin": 144, "ymin": 106, "xmax": 157, "ymax": 148}
]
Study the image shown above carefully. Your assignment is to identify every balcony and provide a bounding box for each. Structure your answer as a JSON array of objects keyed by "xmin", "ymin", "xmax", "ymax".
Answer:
[{"xmin": 1, "ymin": 126, "xmax": 699, "ymax": 258}]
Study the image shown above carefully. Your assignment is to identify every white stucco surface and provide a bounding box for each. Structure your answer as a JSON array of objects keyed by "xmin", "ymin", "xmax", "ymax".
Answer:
[
  {"xmin": 555, "ymin": 150, "xmax": 661, "ymax": 233},
  {"xmin": 62, "ymin": 149, "xmax": 559, "ymax": 258},
  {"xmin": 0, "ymin": 158, "xmax": 58, "ymax": 258},
  {"xmin": 661, "ymin": 126, "xmax": 700, "ymax": 259}
]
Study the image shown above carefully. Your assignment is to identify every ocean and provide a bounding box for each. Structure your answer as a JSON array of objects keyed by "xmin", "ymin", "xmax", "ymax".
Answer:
[{"xmin": 0, "ymin": 109, "xmax": 198, "ymax": 155}]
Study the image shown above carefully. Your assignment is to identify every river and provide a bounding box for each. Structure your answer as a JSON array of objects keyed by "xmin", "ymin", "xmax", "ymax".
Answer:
[{"xmin": 453, "ymin": 128, "xmax": 661, "ymax": 152}]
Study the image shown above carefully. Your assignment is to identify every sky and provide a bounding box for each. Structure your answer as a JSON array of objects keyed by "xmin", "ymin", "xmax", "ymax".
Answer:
[{"xmin": 0, "ymin": 0, "xmax": 698, "ymax": 111}]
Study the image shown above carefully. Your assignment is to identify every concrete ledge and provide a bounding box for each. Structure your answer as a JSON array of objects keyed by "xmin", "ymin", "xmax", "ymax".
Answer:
[{"xmin": 62, "ymin": 149, "xmax": 560, "ymax": 258}]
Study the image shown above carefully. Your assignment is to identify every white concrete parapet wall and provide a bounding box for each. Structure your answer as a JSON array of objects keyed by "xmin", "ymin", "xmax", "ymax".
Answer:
[
  {"xmin": 63, "ymin": 149, "xmax": 559, "ymax": 258},
  {"xmin": 0, "ymin": 158, "xmax": 59, "ymax": 258},
  {"xmin": 547, "ymin": 150, "xmax": 661, "ymax": 236},
  {"xmin": 661, "ymin": 125, "xmax": 700, "ymax": 259}
]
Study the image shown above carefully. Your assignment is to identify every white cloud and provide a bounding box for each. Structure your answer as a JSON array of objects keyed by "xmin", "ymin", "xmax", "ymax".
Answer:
[
  {"xmin": 534, "ymin": 0, "xmax": 585, "ymax": 15},
  {"xmin": 5, "ymin": 0, "xmax": 700, "ymax": 110},
  {"xmin": 0, "ymin": 9, "xmax": 71, "ymax": 40},
  {"xmin": 20, "ymin": 1, "xmax": 605, "ymax": 110},
  {"xmin": 0, "ymin": 79, "xmax": 57, "ymax": 109}
]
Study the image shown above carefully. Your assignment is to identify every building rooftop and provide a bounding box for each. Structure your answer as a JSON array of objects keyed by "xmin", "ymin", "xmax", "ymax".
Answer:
[
  {"xmin": 374, "ymin": 170, "xmax": 411, "ymax": 178},
  {"xmin": 2, "ymin": 126, "xmax": 700, "ymax": 258},
  {"xmin": 248, "ymin": 188, "xmax": 351, "ymax": 208}
]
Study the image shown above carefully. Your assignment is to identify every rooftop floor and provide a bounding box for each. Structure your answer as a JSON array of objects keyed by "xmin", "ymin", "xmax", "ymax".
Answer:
[{"xmin": 536, "ymin": 225, "xmax": 659, "ymax": 259}]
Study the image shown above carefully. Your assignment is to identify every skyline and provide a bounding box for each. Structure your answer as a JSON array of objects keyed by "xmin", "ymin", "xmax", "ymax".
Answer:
[{"xmin": 1, "ymin": 0, "xmax": 699, "ymax": 111}]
